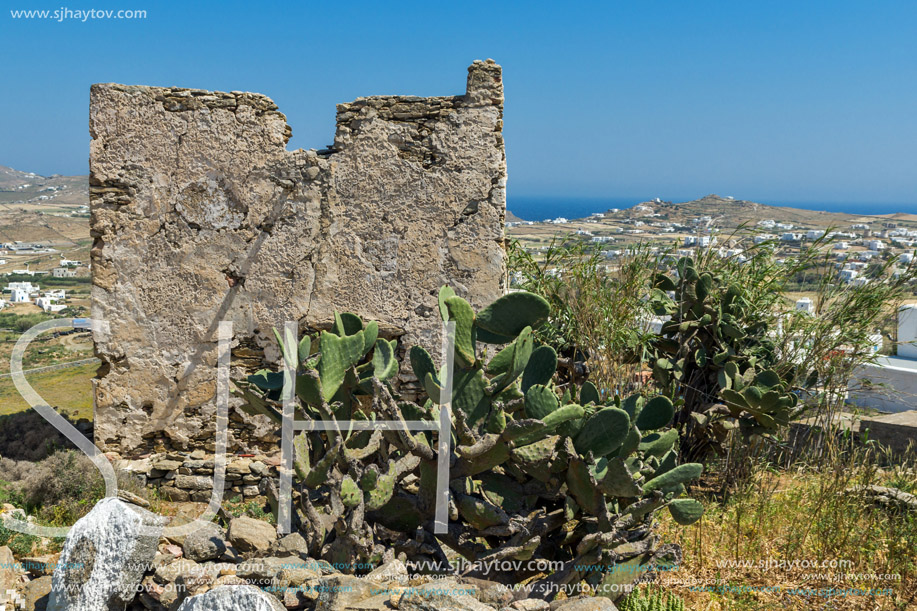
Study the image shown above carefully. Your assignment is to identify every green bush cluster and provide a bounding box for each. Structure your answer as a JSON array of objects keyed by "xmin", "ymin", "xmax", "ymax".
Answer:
[{"xmin": 0, "ymin": 450, "xmax": 106, "ymax": 528}]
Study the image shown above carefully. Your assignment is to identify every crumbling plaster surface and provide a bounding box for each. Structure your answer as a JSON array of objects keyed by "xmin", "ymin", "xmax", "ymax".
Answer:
[{"xmin": 90, "ymin": 60, "xmax": 506, "ymax": 455}]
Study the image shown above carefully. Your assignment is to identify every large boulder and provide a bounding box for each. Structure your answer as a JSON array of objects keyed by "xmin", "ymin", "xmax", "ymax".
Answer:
[
  {"xmin": 227, "ymin": 517, "xmax": 276, "ymax": 554},
  {"xmin": 267, "ymin": 532, "xmax": 308, "ymax": 558},
  {"xmin": 397, "ymin": 579, "xmax": 496, "ymax": 611},
  {"xmin": 46, "ymin": 497, "xmax": 164, "ymax": 611},
  {"xmin": 313, "ymin": 574, "xmax": 386, "ymax": 611},
  {"xmin": 23, "ymin": 575, "xmax": 52, "ymax": 611},
  {"xmin": 176, "ymin": 585, "xmax": 285, "ymax": 610},
  {"xmin": 365, "ymin": 559, "xmax": 408, "ymax": 584},
  {"xmin": 182, "ymin": 522, "xmax": 227, "ymax": 562},
  {"xmin": 235, "ymin": 556, "xmax": 320, "ymax": 590}
]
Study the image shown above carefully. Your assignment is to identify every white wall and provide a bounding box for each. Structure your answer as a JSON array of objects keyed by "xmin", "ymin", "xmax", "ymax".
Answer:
[
  {"xmin": 900, "ymin": 305, "xmax": 917, "ymax": 359},
  {"xmin": 848, "ymin": 362, "xmax": 917, "ymax": 412}
]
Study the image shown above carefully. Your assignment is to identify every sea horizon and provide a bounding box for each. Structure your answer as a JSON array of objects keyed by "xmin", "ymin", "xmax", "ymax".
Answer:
[{"xmin": 507, "ymin": 196, "xmax": 917, "ymax": 222}]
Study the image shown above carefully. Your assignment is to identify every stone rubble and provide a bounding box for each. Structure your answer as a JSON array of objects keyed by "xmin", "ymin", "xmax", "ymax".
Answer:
[{"xmin": 0, "ymin": 509, "xmax": 622, "ymax": 611}]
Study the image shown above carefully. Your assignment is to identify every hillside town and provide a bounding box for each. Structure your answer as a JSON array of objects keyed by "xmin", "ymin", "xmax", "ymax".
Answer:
[
  {"xmin": 0, "ymin": 248, "xmax": 87, "ymax": 314},
  {"xmin": 508, "ymin": 196, "xmax": 917, "ymax": 445},
  {"xmin": 509, "ymin": 195, "xmax": 917, "ymax": 288}
]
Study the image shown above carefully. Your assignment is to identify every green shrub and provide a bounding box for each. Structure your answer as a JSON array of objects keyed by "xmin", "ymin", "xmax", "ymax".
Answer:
[
  {"xmin": 225, "ymin": 498, "xmax": 275, "ymax": 524},
  {"xmin": 508, "ymin": 238, "xmax": 663, "ymax": 395},
  {"xmin": 0, "ymin": 519, "xmax": 39, "ymax": 557},
  {"xmin": 0, "ymin": 311, "xmax": 55, "ymax": 333},
  {"xmin": 0, "ymin": 450, "xmax": 106, "ymax": 526},
  {"xmin": 619, "ymin": 586, "xmax": 685, "ymax": 611}
]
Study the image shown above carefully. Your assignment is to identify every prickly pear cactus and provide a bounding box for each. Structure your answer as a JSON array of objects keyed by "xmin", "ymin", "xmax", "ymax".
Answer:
[
  {"xmin": 647, "ymin": 256, "xmax": 804, "ymax": 460},
  {"xmin": 238, "ymin": 287, "xmax": 703, "ymax": 600}
]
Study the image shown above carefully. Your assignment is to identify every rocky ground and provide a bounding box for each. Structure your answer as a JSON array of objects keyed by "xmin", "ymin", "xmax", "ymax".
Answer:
[{"xmin": 0, "ymin": 498, "xmax": 618, "ymax": 611}]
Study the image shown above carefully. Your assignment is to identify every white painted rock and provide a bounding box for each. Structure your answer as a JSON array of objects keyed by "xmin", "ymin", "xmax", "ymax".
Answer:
[
  {"xmin": 47, "ymin": 497, "xmax": 164, "ymax": 611},
  {"xmin": 176, "ymin": 585, "xmax": 286, "ymax": 610}
]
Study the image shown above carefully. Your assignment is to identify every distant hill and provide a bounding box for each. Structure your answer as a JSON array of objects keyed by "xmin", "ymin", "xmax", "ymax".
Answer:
[
  {"xmin": 0, "ymin": 165, "xmax": 87, "ymax": 206},
  {"xmin": 506, "ymin": 210, "xmax": 524, "ymax": 223},
  {"xmin": 0, "ymin": 167, "xmax": 90, "ymax": 273},
  {"xmin": 602, "ymin": 194, "xmax": 889, "ymax": 228},
  {"xmin": 508, "ymin": 193, "xmax": 917, "ymax": 252},
  {"xmin": 0, "ymin": 165, "xmax": 42, "ymax": 189}
]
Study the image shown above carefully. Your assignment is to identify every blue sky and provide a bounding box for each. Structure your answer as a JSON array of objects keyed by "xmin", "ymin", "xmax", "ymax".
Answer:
[{"xmin": 2, "ymin": 0, "xmax": 917, "ymax": 210}]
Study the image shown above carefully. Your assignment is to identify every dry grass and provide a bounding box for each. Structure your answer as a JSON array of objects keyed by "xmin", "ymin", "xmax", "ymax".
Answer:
[
  {"xmin": 0, "ymin": 360, "xmax": 95, "ymax": 419},
  {"xmin": 654, "ymin": 454, "xmax": 917, "ymax": 610}
]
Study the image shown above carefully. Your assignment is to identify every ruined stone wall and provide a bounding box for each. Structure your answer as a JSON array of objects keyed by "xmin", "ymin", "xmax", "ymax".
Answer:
[{"xmin": 90, "ymin": 60, "xmax": 506, "ymax": 457}]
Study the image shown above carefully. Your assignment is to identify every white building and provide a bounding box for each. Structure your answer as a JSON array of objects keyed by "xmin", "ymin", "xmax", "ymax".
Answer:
[
  {"xmin": 899, "ymin": 305, "xmax": 917, "ymax": 360},
  {"xmin": 52, "ymin": 267, "xmax": 77, "ymax": 278},
  {"xmin": 848, "ymin": 305, "xmax": 917, "ymax": 412},
  {"xmin": 684, "ymin": 236, "xmax": 712, "ymax": 247},
  {"xmin": 6, "ymin": 281, "xmax": 39, "ymax": 293},
  {"xmin": 35, "ymin": 297, "xmax": 66, "ymax": 313},
  {"xmin": 795, "ymin": 297, "xmax": 815, "ymax": 315},
  {"xmin": 866, "ymin": 240, "xmax": 886, "ymax": 251},
  {"xmin": 839, "ymin": 269, "xmax": 859, "ymax": 283},
  {"xmin": 806, "ymin": 229, "xmax": 826, "ymax": 240},
  {"xmin": 12, "ymin": 268, "xmax": 47, "ymax": 276},
  {"xmin": 781, "ymin": 233, "xmax": 801, "ymax": 242},
  {"xmin": 754, "ymin": 234, "xmax": 776, "ymax": 244},
  {"xmin": 10, "ymin": 288, "xmax": 31, "ymax": 303},
  {"xmin": 868, "ymin": 333, "xmax": 884, "ymax": 355},
  {"xmin": 834, "ymin": 242, "xmax": 849, "ymax": 250}
]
